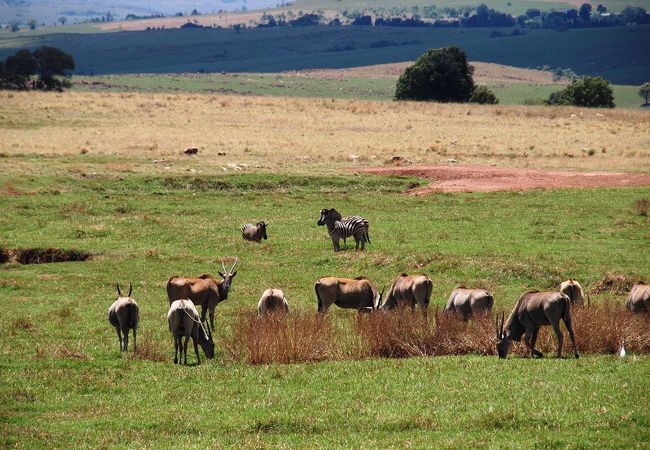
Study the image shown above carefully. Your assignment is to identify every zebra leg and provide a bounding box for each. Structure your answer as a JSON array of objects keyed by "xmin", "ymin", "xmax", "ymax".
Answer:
[
  {"xmin": 354, "ymin": 236, "xmax": 360, "ymax": 251},
  {"xmin": 332, "ymin": 237, "xmax": 340, "ymax": 251}
]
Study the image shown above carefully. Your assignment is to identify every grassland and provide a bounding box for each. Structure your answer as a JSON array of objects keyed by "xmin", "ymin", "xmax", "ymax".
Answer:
[
  {"xmin": 1, "ymin": 24, "xmax": 649, "ymax": 84},
  {"xmin": 1, "ymin": 91, "xmax": 649, "ymax": 447},
  {"xmin": 72, "ymin": 71, "xmax": 648, "ymax": 108}
]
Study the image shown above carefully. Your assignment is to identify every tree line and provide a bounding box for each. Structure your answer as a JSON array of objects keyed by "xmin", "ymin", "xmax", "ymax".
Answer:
[{"xmin": 0, "ymin": 47, "xmax": 75, "ymax": 91}]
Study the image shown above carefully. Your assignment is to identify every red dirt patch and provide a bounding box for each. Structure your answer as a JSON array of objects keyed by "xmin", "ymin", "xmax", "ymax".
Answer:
[{"xmin": 360, "ymin": 165, "xmax": 650, "ymax": 194}]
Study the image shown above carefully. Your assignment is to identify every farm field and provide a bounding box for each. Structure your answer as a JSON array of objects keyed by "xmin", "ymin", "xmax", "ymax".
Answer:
[
  {"xmin": 1, "ymin": 25, "xmax": 649, "ymax": 84},
  {"xmin": 72, "ymin": 69, "xmax": 647, "ymax": 108},
  {"xmin": 1, "ymin": 91, "xmax": 649, "ymax": 447}
]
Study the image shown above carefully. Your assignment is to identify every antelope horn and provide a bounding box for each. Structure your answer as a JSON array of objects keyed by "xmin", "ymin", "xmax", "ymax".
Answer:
[
  {"xmin": 116, "ymin": 283, "xmax": 122, "ymax": 297},
  {"xmin": 221, "ymin": 260, "xmax": 227, "ymax": 273},
  {"xmin": 230, "ymin": 256, "xmax": 238, "ymax": 272},
  {"xmin": 495, "ymin": 314, "xmax": 500, "ymax": 339},
  {"xmin": 500, "ymin": 312, "xmax": 505, "ymax": 337},
  {"xmin": 128, "ymin": 282, "xmax": 132, "ymax": 297}
]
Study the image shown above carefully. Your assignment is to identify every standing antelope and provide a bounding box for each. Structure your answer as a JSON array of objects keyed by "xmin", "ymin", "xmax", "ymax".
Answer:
[
  {"xmin": 241, "ymin": 221, "xmax": 268, "ymax": 243},
  {"xmin": 626, "ymin": 282, "xmax": 650, "ymax": 313},
  {"xmin": 559, "ymin": 279, "xmax": 588, "ymax": 305},
  {"xmin": 315, "ymin": 276, "xmax": 381, "ymax": 313},
  {"xmin": 444, "ymin": 286, "xmax": 493, "ymax": 320},
  {"xmin": 317, "ymin": 208, "xmax": 370, "ymax": 251},
  {"xmin": 167, "ymin": 258, "xmax": 238, "ymax": 331},
  {"xmin": 380, "ymin": 273, "xmax": 433, "ymax": 318},
  {"xmin": 108, "ymin": 283, "xmax": 139, "ymax": 352},
  {"xmin": 496, "ymin": 291, "xmax": 579, "ymax": 359},
  {"xmin": 257, "ymin": 288, "xmax": 289, "ymax": 316},
  {"xmin": 167, "ymin": 299, "xmax": 215, "ymax": 365}
]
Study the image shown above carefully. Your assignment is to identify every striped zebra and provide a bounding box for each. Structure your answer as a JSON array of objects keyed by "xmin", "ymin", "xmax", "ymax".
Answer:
[{"xmin": 317, "ymin": 208, "xmax": 370, "ymax": 251}]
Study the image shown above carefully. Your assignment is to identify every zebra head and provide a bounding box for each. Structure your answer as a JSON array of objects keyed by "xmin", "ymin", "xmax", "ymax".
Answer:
[{"xmin": 317, "ymin": 208, "xmax": 342, "ymax": 226}]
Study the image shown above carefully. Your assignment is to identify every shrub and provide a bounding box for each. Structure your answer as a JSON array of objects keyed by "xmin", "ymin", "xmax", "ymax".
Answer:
[
  {"xmin": 546, "ymin": 76, "xmax": 615, "ymax": 108},
  {"xmin": 395, "ymin": 46, "xmax": 475, "ymax": 102},
  {"xmin": 469, "ymin": 85, "xmax": 499, "ymax": 104}
]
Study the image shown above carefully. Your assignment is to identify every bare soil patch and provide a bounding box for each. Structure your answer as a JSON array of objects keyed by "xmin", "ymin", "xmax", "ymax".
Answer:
[{"xmin": 360, "ymin": 165, "xmax": 650, "ymax": 194}]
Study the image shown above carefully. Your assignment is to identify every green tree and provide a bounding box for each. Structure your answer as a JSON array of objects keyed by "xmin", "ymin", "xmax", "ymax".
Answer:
[
  {"xmin": 639, "ymin": 82, "xmax": 650, "ymax": 106},
  {"xmin": 0, "ymin": 49, "xmax": 37, "ymax": 89},
  {"xmin": 33, "ymin": 46, "xmax": 75, "ymax": 91},
  {"xmin": 469, "ymin": 85, "xmax": 499, "ymax": 104},
  {"xmin": 58, "ymin": 16, "xmax": 67, "ymax": 25},
  {"xmin": 395, "ymin": 46, "xmax": 475, "ymax": 102},
  {"xmin": 27, "ymin": 19, "xmax": 38, "ymax": 30},
  {"xmin": 578, "ymin": 3, "xmax": 592, "ymax": 21},
  {"xmin": 546, "ymin": 76, "xmax": 614, "ymax": 108}
]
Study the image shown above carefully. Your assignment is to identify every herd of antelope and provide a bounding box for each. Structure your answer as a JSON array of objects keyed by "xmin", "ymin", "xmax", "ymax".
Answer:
[{"xmin": 108, "ymin": 208, "xmax": 650, "ymax": 365}]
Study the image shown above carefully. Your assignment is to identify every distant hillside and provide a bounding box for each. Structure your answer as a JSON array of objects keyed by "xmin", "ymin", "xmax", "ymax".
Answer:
[{"xmin": 1, "ymin": 25, "xmax": 648, "ymax": 84}]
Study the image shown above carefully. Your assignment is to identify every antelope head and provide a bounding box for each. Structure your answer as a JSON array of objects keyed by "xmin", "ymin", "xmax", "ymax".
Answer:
[
  {"xmin": 198, "ymin": 322, "xmax": 215, "ymax": 359},
  {"xmin": 218, "ymin": 257, "xmax": 238, "ymax": 293},
  {"xmin": 495, "ymin": 312, "xmax": 510, "ymax": 359},
  {"xmin": 116, "ymin": 282, "xmax": 132, "ymax": 299}
]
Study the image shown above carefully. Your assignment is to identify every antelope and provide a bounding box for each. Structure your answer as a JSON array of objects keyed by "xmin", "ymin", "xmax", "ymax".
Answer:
[
  {"xmin": 166, "ymin": 257, "xmax": 238, "ymax": 331},
  {"xmin": 444, "ymin": 286, "xmax": 494, "ymax": 320},
  {"xmin": 108, "ymin": 283, "xmax": 139, "ymax": 352},
  {"xmin": 241, "ymin": 221, "xmax": 268, "ymax": 243},
  {"xmin": 496, "ymin": 291, "xmax": 579, "ymax": 359},
  {"xmin": 257, "ymin": 288, "xmax": 289, "ymax": 316},
  {"xmin": 380, "ymin": 273, "xmax": 433, "ymax": 318},
  {"xmin": 559, "ymin": 279, "xmax": 588, "ymax": 305},
  {"xmin": 167, "ymin": 299, "xmax": 215, "ymax": 365},
  {"xmin": 314, "ymin": 276, "xmax": 381, "ymax": 313},
  {"xmin": 626, "ymin": 282, "xmax": 650, "ymax": 313}
]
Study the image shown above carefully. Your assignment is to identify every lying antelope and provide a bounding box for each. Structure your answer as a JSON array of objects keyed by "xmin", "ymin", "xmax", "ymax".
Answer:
[
  {"xmin": 626, "ymin": 282, "xmax": 650, "ymax": 313},
  {"xmin": 167, "ymin": 257, "xmax": 238, "ymax": 331},
  {"xmin": 167, "ymin": 299, "xmax": 215, "ymax": 365},
  {"xmin": 241, "ymin": 221, "xmax": 268, "ymax": 243},
  {"xmin": 559, "ymin": 279, "xmax": 588, "ymax": 305},
  {"xmin": 315, "ymin": 276, "xmax": 381, "ymax": 313},
  {"xmin": 496, "ymin": 291, "xmax": 579, "ymax": 359},
  {"xmin": 257, "ymin": 288, "xmax": 289, "ymax": 316},
  {"xmin": 444, "ymin": 286, "xmax": 493, "ymax": 320},
  {"xmin": 380, "ymin": 273, "xmax": 432, "ymax": 318},
  {"xmin": 108, "ymin": 283, "xmax": 139, "ymax": 352}
]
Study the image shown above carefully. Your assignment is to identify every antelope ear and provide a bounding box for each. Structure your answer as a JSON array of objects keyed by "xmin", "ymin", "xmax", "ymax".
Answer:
[
  {"xmin": 218, "ymin": 272, "xmax": 224, "ymax": 277},
  {"xmin": 231, "ymin": 271, "xmax": 237, "ymax": 278},
  {"xmin": 116, "ymin": 283, "xmax": 122, "ymax": 297}
]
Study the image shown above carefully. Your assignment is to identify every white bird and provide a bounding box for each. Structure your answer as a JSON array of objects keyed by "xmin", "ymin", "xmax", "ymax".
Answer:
[{"xmin": 618, "ymin": 340, "xmax": 626, "ymax": 358}]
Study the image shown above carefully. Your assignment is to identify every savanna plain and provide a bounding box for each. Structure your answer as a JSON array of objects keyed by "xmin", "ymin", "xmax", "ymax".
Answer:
[{"xmin": 1, "ymin": 91, "xmax": 649, "ymax": 448}]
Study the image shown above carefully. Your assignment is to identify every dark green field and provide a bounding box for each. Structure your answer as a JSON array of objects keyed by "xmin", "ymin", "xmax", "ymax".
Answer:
[{"xmin": 2, "ymin": 24, "xmax": 649, "ymax": 84}]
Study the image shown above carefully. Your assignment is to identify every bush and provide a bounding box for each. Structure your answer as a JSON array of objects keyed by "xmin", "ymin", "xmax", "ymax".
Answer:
[
  {"xmin": 395, "ymin": 46, "xmax": 475, "ymax": 102},
  {"xmin": 469, "ymin": 85, "xmax": 499, "ymax": 104},
  {"xmin": 0, "ymin": 46, "xmax": 75, "ymax": 91},
  {"xmin": 546, "ymin": 76, "xmax": 614, "ymax": 108}
]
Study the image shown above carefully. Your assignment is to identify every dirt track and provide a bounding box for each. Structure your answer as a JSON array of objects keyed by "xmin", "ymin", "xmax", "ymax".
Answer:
[{"xmin": 360, "ymin": 165, "xmax": 650, "ymax": 194}]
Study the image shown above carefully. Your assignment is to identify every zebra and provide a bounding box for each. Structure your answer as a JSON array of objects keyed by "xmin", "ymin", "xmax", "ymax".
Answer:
[{"xmin": 317, "ymin": 208, "xmax": 370, "ymax": 251}]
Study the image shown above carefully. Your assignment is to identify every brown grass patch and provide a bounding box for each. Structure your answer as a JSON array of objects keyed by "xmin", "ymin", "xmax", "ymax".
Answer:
[
  {"xmin": 223, "ymin": 312, "xmax": 338, "ymax": 364},
  {"xmin": 591, "ymin": 273, "xmax": 640, "ymax": 295},
  {"xmin": 1, "ymin": 247, "xmax": 92, "ymax": 265},
  {"xmin": 129, "ymin": 337, "xmax": 167, "ymax": 362},
  {"xmin": 634, "ymin": 198, "xmax": 649, "ymax": 216},
  {"xmin": 52, "ymin": 343, "xmax": 89, "ymax": 360},
  {"xmin": 13, "ymin": 316, "xmax": 33, "ymax": 330}
]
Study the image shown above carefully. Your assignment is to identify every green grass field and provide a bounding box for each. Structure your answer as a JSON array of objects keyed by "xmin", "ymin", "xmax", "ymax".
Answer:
[
  {"xmin": 1, "ymin": 167, "xmax": 649, "ymax": 446},
  {"xmin": 2, "ymin": 24, "xmax": 649, "ymax": 84},
  {"xmin": 73, "ymin": 72, "xmax": 649, "ymax": 108}
]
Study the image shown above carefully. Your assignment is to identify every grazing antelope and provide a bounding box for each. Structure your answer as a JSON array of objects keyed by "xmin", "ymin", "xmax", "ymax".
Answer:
[
  {"xmin": 167, "ymin": 299, "xmax": 215, "ymax": 365},
  {"xmin": 315, "ymin": 276, "xmax": 381, "ymax": 313},
  {"xmin": 108, "ymin": 283, "xmax": 139, "ymax": 352},
  {"xmin": 166, "ymin": 257, "xmax": 238, "ymax": 331},
  {"xmin": 241, "ymin": 221, "xmax": 268, "ymax": 243},
  {"xmin": 317, "ymin": 208, "xmax": 370, "ymax": 251},
  {"xmin": 257, "ymin": 288, "xmax": 289, "ymax": 316},
  {"xmin": 626, "ymin": 282, "xmax": 650, "ymax": 313},
  {"xmin": 496, "ymin": 291, "xmax": 579, "ymax": 359},
  {"xmin": 380, "ymin": 273, "xmax": 433, "ymax": 318},
  {"xmin": 559, "ymin": 279, "xmax": 588, "ymax": 305},
  {"xmin": 444, "ymin": 286, "xmax": 494, "ymax": 320}
]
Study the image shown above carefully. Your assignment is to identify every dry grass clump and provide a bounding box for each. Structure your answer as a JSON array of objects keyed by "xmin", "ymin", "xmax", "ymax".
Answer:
[
  {"xmin": 634, "ymin": 198, "xmax": 649, "ymax": 216},
  {"xmin": 51, "ymin": 343, "xmax": 90, "ymax": 360},
  {"xmin": 591, "ymin": 273, "xmax": 639, "ymax": 295},
  {"xmin": 129, "ymin": 338, "xmax": 167, "ymax": 362},
  {"xmin": 1, "ymin": 247, "xmax": 92, "ymax": 265},
  {"xmin": 223, "ymin": 312, "xmax": 338, "ymax": 364}
]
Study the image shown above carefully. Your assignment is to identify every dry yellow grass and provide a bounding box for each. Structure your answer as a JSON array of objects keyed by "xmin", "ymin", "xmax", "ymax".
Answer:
[{"xmin": 1, "ymin": 91, "xmax": 648, "ymax": 177}]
